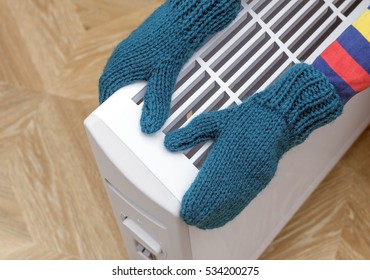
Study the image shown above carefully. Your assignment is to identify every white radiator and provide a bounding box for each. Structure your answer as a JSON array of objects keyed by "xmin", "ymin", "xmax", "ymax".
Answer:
[{"xmin": 84, "ymin": 0, "xmax": 370, "ymax": 259}]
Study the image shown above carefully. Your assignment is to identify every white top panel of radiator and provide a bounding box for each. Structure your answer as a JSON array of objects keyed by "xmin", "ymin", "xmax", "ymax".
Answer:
[{"xmin": 93, "ymin": 0, "xmax": 370, "ymax": 205}]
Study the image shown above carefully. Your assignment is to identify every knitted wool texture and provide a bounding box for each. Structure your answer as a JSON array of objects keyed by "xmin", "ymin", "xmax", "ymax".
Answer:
[
  {"xmin": 99, "ymin": 0, "xmax": 241, "ymax": 134},
  {"xmin": 165, "ymin": 63, "xmax": 344, "ymax": 229}
]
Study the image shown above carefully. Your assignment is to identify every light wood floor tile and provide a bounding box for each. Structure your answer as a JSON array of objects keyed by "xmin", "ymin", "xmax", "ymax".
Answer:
[
  {"xmin": 1, "ymin": 83, "xmax": 127, "ymax": 259},
  {"xmin": 5, "ymin": 0, "xmax": 85, "ymax": 92},
  {"xmin": 0, "ymin": 4, "xmax": 44, "ymax": 91},
  {"xmin": 3, "ymin": 243, "xmax": 76, "ymax": 260},
  {"xmin": 74, "ymin": 0, "xmax": 164, "ymax": 30}
]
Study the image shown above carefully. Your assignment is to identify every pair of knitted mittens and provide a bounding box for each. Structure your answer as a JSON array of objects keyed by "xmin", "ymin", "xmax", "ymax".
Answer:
[
  {"xmin": 99, "ymin": 0, "xmax": 344, "ymax": 229},
  {"xmin": 99, "ymin": 0, "xmax": 241, "ymax": 134}
]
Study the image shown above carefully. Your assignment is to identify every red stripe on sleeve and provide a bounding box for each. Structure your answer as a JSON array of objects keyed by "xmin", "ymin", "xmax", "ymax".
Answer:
[{"xmin": 321, "ymin": 41, "xmax": 370, "ymax": 93}]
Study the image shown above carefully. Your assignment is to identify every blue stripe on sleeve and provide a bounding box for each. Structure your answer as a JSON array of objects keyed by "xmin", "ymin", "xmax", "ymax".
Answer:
[{"xmin": 312, "ymin": 56, "xmax": 356, "ymax": 104}]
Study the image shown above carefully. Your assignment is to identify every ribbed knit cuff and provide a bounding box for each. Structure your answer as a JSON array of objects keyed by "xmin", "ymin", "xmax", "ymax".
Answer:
[
  {"xmin": 167, "ymin": 0, "xmax": 241, "ymax": 55},
  {"xmin": 254, "ymin": 63, "xmax": 343, "ymax": 146}
]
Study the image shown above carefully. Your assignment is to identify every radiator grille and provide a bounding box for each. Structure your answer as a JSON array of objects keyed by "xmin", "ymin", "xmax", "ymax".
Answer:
[{"xmin": 133, "ymin": 0, "xmax": 363, "ymax": 169}]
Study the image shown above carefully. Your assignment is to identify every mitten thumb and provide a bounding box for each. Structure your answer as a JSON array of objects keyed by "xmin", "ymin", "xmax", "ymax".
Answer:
[
  {"xmin": 140, "ymin": 63, "xmax": 182, "ymax": 134},
  {"xmin": 164, "ymin": 109, "xmax": 230, "ymax": 152}
]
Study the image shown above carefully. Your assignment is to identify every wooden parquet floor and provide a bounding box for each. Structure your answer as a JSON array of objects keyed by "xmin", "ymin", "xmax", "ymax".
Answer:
[{"xmin": 0, "ymin": 0, "xmax": 369, "ymax": 259}]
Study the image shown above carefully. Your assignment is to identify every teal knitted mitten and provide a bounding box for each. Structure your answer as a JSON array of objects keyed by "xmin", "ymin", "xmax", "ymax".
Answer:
[
  {"xmin": 165, "ymin": 63, "xmax": 343, "ymax": 229},
  {"xmin": 99, "ymin": 0, "xmax": 241, "ymax": 134}
]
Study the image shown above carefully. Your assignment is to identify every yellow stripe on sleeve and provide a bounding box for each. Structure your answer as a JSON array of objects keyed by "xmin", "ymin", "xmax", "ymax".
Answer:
[{"xmin": 353, "ymin": 8, "xmax": 370, "ymax": 43}]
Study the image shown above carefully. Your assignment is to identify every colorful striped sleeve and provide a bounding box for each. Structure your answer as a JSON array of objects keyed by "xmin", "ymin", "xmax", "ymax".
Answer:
[{"xmin": 313, "ymin": 6, "xmax": 370, "ymax": 104}]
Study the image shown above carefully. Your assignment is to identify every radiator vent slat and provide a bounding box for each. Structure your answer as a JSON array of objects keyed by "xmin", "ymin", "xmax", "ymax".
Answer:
[
  {"xmin": 262, "ymin": 0, "xmax": 291, "ymax": 23},
  {"xmin": 343, "ymin": 0, "xmax": 363, "ymax": 16},
  {"xmin": 239, "ymin": 52, "xmax": 289, "ymax": 101},
  {"xmin": 212, "ymin": 22, "xmax": 261, "ymax": 73}
]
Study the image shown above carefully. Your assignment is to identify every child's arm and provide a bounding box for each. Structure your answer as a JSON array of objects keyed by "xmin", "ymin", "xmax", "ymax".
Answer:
[{"xmin": 313, "ymin": 6, "xmax": 370, "ymax": 104}]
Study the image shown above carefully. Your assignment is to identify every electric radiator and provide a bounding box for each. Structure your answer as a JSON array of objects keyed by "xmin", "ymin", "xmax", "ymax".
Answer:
[{"xmin": 85, "ymin": 0, "xmax": 370, "ymax": 259}]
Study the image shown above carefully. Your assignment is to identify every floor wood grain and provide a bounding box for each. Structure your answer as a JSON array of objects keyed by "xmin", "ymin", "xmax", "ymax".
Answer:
[{"xmin": 0, "ymin": 0, "xmax": 369, "ymax": 259}]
